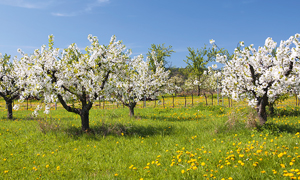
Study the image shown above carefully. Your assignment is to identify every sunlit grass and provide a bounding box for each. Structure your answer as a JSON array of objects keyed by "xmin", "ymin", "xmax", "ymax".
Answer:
[{"xmin": 0, "ymin": 95, "xmax": 299, "ymax": 179}]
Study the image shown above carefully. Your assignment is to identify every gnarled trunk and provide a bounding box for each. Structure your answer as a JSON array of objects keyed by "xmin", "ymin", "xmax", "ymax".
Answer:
[
  {"xmin": 268, "ymin": 102, "xmax": 274, "ymax": 116},
  {"xmin": 80, "ymin": 109, "xmax": 90, "ymax": 131},
  {"xmin": 128, "ymin": 102, "xmax": 137, "ymax": 117},
  {"xmin": 256, "ymin": 95, "xmax": 268, "ymax": 125},
  {"xmin": 6, "ymin": 99, "xmax": 13, "ymax": 119}
]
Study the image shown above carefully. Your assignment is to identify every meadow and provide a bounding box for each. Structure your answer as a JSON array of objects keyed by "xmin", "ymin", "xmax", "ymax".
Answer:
[{"xmin": 0, "ymin": 96, "xmax": 300, "ymax": 179}]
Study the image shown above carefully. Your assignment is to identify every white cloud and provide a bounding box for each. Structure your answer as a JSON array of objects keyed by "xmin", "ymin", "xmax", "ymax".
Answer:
[
  {"xmin": 51, "ymin": 12, "xmax": 76, "ymax": 17},
  {"xmin": 0, "ymin": 0, "xmax": 53, "ymax": 9},
  {"xmin": 0, "ymin": 0, "xmax": 109, "ymax": 16}
]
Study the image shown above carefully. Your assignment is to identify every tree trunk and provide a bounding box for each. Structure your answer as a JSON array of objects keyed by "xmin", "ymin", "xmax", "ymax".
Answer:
[
  {"xmin": 128, "ymin": 102, "xmax": 136, "ymax": 117},
  {"xmin": 203, "ymin": 92, "xmax": 208, "ymax": 105},
  {"xmin": 6, "ymin": 99, "xmax": 13, "ymax": 119},
  {"xmin": 211, "ymin": 93, "xmax": 213, "ymax": 105},
  {"xmin": 256, "ymin": 96, "xmax": 268, "ymax": 125},
  {"xmin": 268, "ymin": 103, "xmax": 274, "ymax": 115},
  {"xmin": 197, "ymin": 85, "xmax": 200, "ymax": 96},
  {"xmin": 184, "ymin": 95, "xmax": 186, "ymax": 107},
  {"xmin": 172, "ymin": 95, "xmax": 174, "ymax": 108},
  {"xmin": 80, "ymin": 109, "xmax": 90, "ymax": 131}
]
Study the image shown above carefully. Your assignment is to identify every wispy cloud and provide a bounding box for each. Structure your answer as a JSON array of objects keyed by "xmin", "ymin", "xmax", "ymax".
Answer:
[
  {"xmin": 0, "ymin": 0, "xmax": 53, "ymax": 9},
  {"xmin": 51, "ymin": 12, "xmax": 76, "ymax": 17},
  {"xmin": 51, "ymin": 0, "xmax": 109, "ymax": 17},
  {"xmin": 84, "ymin": 0, "xmax": 109, "ymax": 12},
  {"xmin": 0, "ymin": 0, "xmax": 109, "ymax": 16}
]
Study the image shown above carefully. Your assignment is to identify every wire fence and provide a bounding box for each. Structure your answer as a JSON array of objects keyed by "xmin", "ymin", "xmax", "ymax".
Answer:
[
  {"xmin": 1, "ymin": 93, "xmax": 299, "ymax": 112},
  {"xmin": 0, "ymin": 95, "xmax": 235, "ymax": 112}
]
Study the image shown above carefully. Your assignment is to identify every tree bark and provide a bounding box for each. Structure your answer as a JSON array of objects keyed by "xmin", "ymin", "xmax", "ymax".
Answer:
[
  {"xmin": 197, "ymin": 85, "xmax": 200, "ymax": 96},
  {"xmin": 211, "ymin": 93, "xmax": 213, "ymax": 105},
  {"xmin": 128, "ymin": 102, "xmax": 136, "ymax": 117},
  {"xmin": 80, "ymin": 109, "xmax": 90, "ymax": 131},
  {"xmin": 6, "ymin": 99, "xmax": 13, "ymax": 119},
  {"xmin": 203, "ymin": 92, "xmax": 208, "ymax": 105},
  {"xmin": 256, "ymin": 95, "xmax": 268, "ymax": 125},
  {"xmin": 268, "ymin": 102, "xmax": 274, "ymax": 115},
  {"xmin": 57, "ymin": 94, "xmax": 93, "ymax": 131},
  {"xmin": 172, "ymin": 95, "xmax": 174, "ymax": 108}
]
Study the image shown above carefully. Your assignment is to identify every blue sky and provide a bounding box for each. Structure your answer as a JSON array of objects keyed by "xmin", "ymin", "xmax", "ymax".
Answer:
[{"xmin": 0, "ymin": 0, "xmax": 299, "ymax": 68}]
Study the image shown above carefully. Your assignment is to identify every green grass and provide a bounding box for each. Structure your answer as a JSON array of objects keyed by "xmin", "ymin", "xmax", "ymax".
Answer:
[{"xmin": 0, "ymin": 97, "xmax": 300, "ymax": 179}]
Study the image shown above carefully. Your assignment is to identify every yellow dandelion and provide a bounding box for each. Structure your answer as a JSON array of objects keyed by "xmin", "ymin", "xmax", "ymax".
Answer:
[
  {"xmin": 181, "ymin": 170, "xmax": 185, "ymax": 174},
  {"xmin": 56, "ymin": 166, "xmax": 60, "ymax": 171},
  {"xmin": 114, "ymin": 174, "xmax": 118, "ymax": 176}
]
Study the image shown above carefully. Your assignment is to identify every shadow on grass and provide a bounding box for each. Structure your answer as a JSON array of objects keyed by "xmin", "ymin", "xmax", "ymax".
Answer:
[
  {"xmin": 40, "ymin": 121, "xmax": 174, "ymax": 140},
  {"xmin": 256, "ymin": 122, "xmax": 300, "ymax": 135}
]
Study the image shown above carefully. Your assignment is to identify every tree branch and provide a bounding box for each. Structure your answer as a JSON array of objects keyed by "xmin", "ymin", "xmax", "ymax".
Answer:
[{"xmin": 57, "ymin": 94, "xmax": 81, "ymax": 114}]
